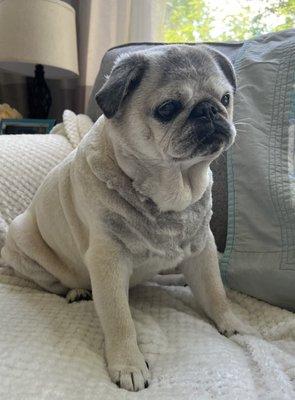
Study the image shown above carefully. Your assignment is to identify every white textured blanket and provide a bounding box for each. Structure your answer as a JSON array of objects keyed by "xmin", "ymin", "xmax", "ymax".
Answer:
[
  {"xmin": 0, "ymin": 271, "xmax": 294, "ymax": 400},
  {"xmin": 0, "ymin": 110, "xmax": 93, "ymax": 251}
]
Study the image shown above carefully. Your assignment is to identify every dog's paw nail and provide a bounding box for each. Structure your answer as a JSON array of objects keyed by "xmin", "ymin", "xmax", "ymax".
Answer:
[
  {"xmin": 145, "ymin": 361, "xmax": 149, "ymax": 369},
  {"xmin": 66, "ymin": 288, "xmax": 92, "ymax": 303},
  {"xmin": 109, "ymin": 356, "xmax": 151, "ymax": 391},
  {"xmin": 233, "ymin": 330, "xmax": 239, "ymax": 335}
]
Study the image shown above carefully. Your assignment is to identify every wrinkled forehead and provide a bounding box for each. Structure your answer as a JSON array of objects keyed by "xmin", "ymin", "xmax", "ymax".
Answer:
[
  {"xmin": 141, "ymin": 45, "xmax": 231, "ymax": 104},
  {"xmin": 152, "ymin": 45, "xmax": 218, "ymax": 80}
]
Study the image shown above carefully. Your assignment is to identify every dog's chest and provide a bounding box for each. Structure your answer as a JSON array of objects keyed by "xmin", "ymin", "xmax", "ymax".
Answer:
[{"xmin": 103, "ymin": 185, "xmax": 212, "ymax": 263}]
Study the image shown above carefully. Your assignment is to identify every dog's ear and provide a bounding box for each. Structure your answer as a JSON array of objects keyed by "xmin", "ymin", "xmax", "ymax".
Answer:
[
  {"xmin": 205, "ymin": 47, "xmax": 237, "ymax": 92},
  {"xmin": 95, "ymin": 53, "xmax": 148, "ymax": 119}
]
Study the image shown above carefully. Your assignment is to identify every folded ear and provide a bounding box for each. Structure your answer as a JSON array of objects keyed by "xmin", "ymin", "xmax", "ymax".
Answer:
[
  {"xmin": 205, "ymin": 47, "xmax": 237, "ymax": 92},
  {"xmin": 95, "ymin": 53, "xmax": 148, "ymax": 119}
]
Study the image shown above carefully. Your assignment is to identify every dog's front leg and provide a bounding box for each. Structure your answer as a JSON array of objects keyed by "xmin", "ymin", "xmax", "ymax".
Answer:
[
  {"xmin": 85, "ymin": 241, "xmax": 150, "ymax": 391},
  {"xmin": 180, "ymin": 230, "xmax": 254, "ymax": 336}
]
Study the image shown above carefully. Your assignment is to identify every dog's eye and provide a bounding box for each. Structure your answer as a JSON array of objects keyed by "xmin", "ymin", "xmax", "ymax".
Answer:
[
  {"xmin": 221, "ymin": 93, "xmax": 230, "ymax": 107},
  {"xmin": 155, "ymin": 100, "xmax": 182, "ymax": 122}
]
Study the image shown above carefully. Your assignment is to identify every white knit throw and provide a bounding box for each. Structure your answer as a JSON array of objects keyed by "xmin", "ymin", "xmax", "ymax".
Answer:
[
  {"xmin": 0, "ymin": 271, "xmax": 294, "ymax": 399},
  {"xmin": 0, "ymin": 110, "xmax": 93, "ymax": 251}
]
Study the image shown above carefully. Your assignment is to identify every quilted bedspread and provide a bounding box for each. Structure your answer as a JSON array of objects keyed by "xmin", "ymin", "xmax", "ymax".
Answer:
[{"xmin": 0, "ymin": 270, "xmax": 294, "ymax": 400}]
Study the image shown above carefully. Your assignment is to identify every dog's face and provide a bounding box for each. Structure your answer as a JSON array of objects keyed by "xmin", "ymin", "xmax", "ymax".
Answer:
[{"xmin": 96, "ymin": 45, "xmax": 236, "ymax": 165}]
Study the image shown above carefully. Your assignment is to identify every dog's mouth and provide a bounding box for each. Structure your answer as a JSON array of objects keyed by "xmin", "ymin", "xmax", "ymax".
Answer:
[
  {"xmin": 170, "ymin": 118, "xmax": 235, "ymax": 162},
  {"xmin": 171, "ymin": 141, "xmax": 224, "ymax": 162}
]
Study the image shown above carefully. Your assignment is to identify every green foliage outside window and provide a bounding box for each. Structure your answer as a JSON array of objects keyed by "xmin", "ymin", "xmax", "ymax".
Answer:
[{"xmin": 164, "ymin": 0, "xmax": 295, "ymax": 42}]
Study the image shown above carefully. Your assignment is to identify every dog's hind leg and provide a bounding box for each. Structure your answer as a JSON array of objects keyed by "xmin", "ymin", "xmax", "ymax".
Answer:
[{"xmin": 1, "ymin": 210, "xmax": 70, "ymax": 296}]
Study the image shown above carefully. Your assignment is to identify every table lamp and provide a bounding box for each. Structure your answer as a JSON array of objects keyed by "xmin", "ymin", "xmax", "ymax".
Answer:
[{"xmin": 0, "ymin": 0, "xmax": 79, "ymax": 118}]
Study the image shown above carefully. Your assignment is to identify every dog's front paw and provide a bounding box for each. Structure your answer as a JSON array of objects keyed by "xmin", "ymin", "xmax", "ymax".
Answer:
[
  {"xmin": 215, "ymin": 310, "xmax": 257, "ymax": 337},
  {"xmin": 107, "ymin": 347, "xmax": 151, "ymax": 391}
]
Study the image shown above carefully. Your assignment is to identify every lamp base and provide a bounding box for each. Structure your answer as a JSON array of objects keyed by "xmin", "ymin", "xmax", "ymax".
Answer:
[{"xmin": 27, "ymin": 64, "xmax": 52, "ymax": 119}]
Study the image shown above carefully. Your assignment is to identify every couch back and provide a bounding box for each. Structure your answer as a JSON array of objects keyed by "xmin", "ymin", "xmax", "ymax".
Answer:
[{"xmin": 86, "ymin": 42, "xmax": 244, "ymax": 251}]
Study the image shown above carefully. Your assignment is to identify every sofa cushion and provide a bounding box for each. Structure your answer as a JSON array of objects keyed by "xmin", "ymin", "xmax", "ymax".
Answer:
[{"xmin": 220, "ymin": 29, "xmax": 295, "ymax": 310}]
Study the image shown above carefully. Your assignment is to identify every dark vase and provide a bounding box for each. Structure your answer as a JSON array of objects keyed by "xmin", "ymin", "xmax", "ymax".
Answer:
[{"xmin": 27, "ymin": 64, "xmax": 52, "ymax": 118}]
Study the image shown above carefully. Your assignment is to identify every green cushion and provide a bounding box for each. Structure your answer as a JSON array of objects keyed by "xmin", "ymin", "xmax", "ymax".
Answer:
[{"xmin": 220, "ymin": 29, "xmax": 295, "ymax": 311}]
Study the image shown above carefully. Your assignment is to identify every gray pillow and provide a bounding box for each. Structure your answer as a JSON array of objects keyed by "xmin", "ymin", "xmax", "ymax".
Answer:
[{"xmin": 220, "ymin": 29, "xmax": 295, "ymax": 311}]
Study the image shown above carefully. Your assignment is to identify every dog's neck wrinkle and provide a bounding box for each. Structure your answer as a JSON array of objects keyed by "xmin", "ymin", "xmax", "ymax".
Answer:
[
  {"xmin": 108, "ymin": 134, "xmax": 211, "ymax": 212},
  {"xmin": 133, "ymin": 163, "xmax": 211, "ymax": 212}
]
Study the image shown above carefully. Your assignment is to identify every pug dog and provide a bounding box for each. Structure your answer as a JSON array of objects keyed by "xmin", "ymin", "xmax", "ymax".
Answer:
[{"xmin": 1, "ymin": 45, "xmax": 253, "ymax": 392}]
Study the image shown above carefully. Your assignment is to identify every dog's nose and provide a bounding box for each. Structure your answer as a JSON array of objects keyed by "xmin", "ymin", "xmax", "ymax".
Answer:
[{"xmin": 189, "ymin": 101, "xmax": 218, "ymax": 121}]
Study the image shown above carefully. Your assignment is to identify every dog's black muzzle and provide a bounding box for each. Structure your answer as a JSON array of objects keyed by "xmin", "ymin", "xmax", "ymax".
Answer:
[
  {"xmin": 184, "ymin": 100, "xmax": 233, "ymax": 153},
  {"xmin": 171, "ymin": 100, "xmax": 234, "ymax": 161}
]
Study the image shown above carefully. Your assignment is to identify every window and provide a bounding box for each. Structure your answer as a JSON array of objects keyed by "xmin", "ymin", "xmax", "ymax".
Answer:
[{"xmin": 164, "ymin": 0, "xmax": 295, "ymax": 42}]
